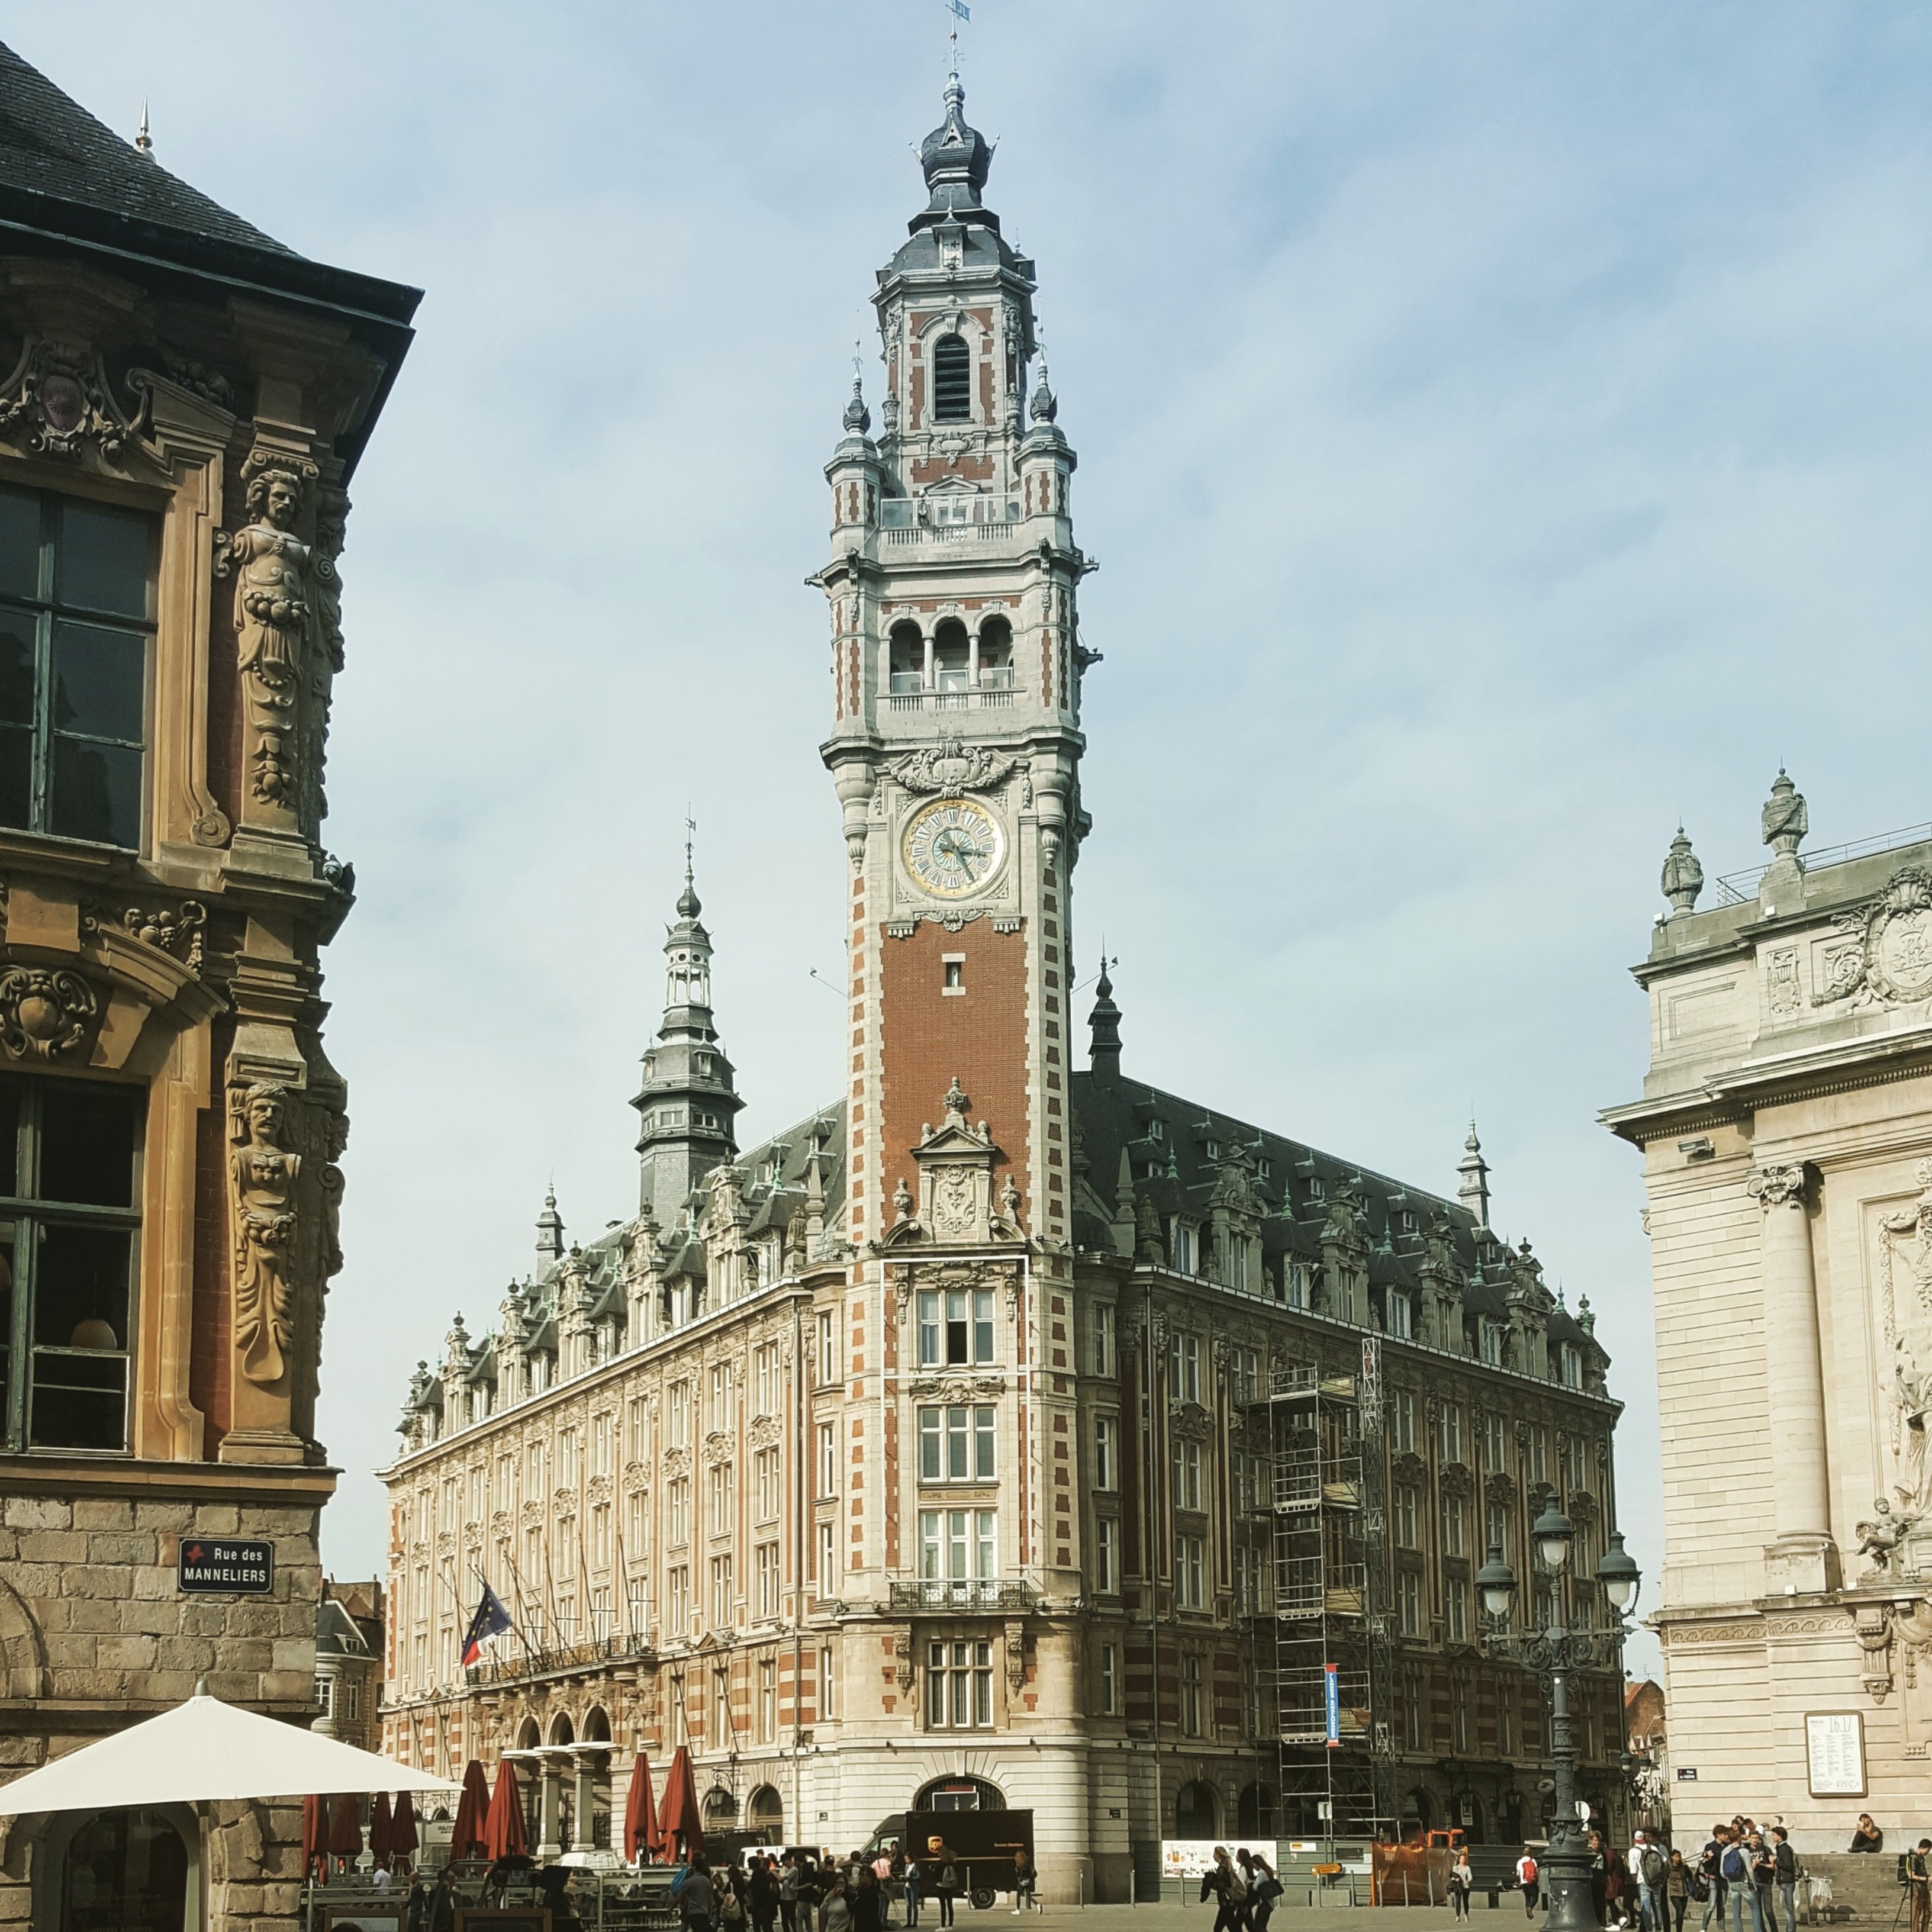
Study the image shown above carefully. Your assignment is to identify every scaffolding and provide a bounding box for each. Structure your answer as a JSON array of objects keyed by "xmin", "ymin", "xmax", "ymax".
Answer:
[{"xmin": 1251, "ymin": 1352, "xmax": 1393, "ymax": 1841}]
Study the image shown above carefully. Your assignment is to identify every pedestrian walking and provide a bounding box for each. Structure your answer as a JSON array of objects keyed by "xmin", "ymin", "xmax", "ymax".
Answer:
[
  {"xmin": 934, "ymin": 1849, "xmax": 960, "ymax": 1930},
  {"xmin": 1450, "ymin": 1850, "xmax": 1476, "ymax": 1923},
  {"xmin": 752, "ymin": 1859, "xmax": 780, "ymax": 1932},
  {"xmin": 781, "ymin": 1855, "xmax": 803, "ymax": 1932},
  {"xmin": 822, "ymin": 1876, "xmax": 855, "ymax": 1932},
  {"xmin": 1516, "ymin": 1847, "xmax": 1541, "ymax": 1918},
  {"xmin": 1244, "ymin": 1849, "xmax": 1281, "ymax": 1932},
  {"xmin": 1637, "ymin": 1833, "xmax": 1669, "ymax": 1932},
  {"xmin": 1667, "ymin": 1852, "xmax": 1690, "ymax": 1932},
  {"xmin": 1203, "ymin": 1846, "xmax": 1248, "ymax": 1932},
  {"xmin": 683, "ymin": 1861, "xmax": 719, "ymax": 1932},
  {"xmin": 1011, "ymin": 1851, "xmax": 1038, "ymax": 1915},
  {"xmin": 1589, "ymin": 1833, "xmax": 1610, "ymax": 1929}
]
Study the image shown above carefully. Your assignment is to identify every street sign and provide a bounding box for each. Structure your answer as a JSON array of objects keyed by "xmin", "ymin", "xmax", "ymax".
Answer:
[
  {"xmin": 1324, "ymin": 1663, "xmax": 1341, "ymax": 1747},
  {"xmin": 178, "ymin": 1537, "xmax": 273, "ymax": 1595},
  {"xmin": 1676, "ymin": 1768, "xmax": 1699, "ymax": 1782}
]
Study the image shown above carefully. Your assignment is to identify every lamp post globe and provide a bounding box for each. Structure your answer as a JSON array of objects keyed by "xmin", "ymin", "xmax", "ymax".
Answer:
[
  {"xmin": 1596, "ymin": 1531, "xmax": 1641, "ymax": 1617},
  {"xmin": 1477, "ymin": 1547, "xmax": 1518, "ymax": 1624},
  {"xmin": 1532, "ymin": 1500, "xmax": 1575, "ymax": 1577}
]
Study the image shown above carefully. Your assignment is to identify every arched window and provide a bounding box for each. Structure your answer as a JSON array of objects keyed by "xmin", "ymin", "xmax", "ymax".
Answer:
[
  {"xmin": 913, "ymin": 1772, "xmax": 1005, "ymax": 1812},
  {"xmin": 977, "ymin": 616, "xmax": 1013, "ymax": 690},
  {"xmin": 1237, "ymin": 1782, "xmax": 1277, "ymax": 1836},
  {"xmin": 932, "ymin": 617, "xmax": 970, "ymax": 693},
  {"xmin": 931, "ymin": 335, "xmax": 971, "ymax": 423},
  {"xmin": 890, "ymin": 620, "xmax": 926, "ymax": 695},
  {"xmin": 62, "ymin": 1810, "xmax": 189, "ymax": 1932},
  {"xmin": 1173, "ymin": 1780, "xmax": 1217, "ymax": 1839}
]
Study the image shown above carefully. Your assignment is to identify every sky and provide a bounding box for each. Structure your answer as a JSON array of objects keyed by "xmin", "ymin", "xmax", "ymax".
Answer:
[{"xmin": 24, "ymin": 0, "xmax": 1932, "ymax": 1686}]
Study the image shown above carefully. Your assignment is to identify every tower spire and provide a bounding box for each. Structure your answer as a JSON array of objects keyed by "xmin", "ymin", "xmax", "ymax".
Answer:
[
  {"xmin": 536, "ymin": 1185, "xmax": 564, "ymax": 1267},
  {"xmin": 632, "ymin": 846, "xmax": 743, "ymax": 1226},
  {"xmin": 1457, "ymin": 1122, "xmax": 1491, "ymax": 1229},
  {"xmin": 1088, "ymin": 956, "xmax": 1122, "ymax": 1075},
  {"xmin": 134, "ymin": 99, "xmax": 153, "ymax": 159}
]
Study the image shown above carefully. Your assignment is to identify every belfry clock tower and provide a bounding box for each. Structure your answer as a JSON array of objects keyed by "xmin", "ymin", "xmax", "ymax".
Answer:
[{"xmin": 817, "ymin": 69, "xmax": 1091, "ymax": 1253}]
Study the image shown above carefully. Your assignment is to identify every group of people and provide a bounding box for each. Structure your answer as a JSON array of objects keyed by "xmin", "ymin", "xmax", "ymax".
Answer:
[
  {"xmin": 1458, "ymin": 1815, "xmax": 1841, "ymax": 1932},
  {"xmin": 679, "ymin": 1844, "xmax": 1041, "ymax": 1932},
  {"xmin": 1200, "ymin": 1844, "xmax": 1284, "ymax": 1932}
]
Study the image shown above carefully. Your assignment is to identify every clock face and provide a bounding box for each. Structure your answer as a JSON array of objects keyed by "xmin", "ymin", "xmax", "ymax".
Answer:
[{"xmin": 901, "ymin": 797, "xmax": 1004, "ymax": 900}]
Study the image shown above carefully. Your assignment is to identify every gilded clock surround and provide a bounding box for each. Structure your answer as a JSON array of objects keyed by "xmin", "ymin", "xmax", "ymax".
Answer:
[{"xmin": 900, "ymin": 796, "xmax": 1006, "ymax": 901}]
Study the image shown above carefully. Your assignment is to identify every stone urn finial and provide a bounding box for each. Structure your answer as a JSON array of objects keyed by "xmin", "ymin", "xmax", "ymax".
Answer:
[
  {"xmin": 1762, "ymin": 768, "xmax": 1808, "ymax": 862},
  {"xmin": 1661, "ymin": 826, "xmax": 1704, "ymax": 916}
]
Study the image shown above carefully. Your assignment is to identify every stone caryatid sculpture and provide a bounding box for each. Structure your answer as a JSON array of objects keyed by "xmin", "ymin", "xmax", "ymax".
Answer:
[
  {"xmin": 224, "ymin": 461, "xmax": 318, "ymax": 810},
  {"xmin": 1762, "ymin": 769, "xmax": 1809, "ymax": 863},
  {"xmin": 229, "ymin": 1081, "xmax": 302, "ymax": 1386},
  {"xmin": 1661, "ymin": 826, "xmax": 1704, "ymax": 916}
]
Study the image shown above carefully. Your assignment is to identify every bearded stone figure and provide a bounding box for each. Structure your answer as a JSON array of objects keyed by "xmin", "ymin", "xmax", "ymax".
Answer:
[
  {"xmin": 230, "ymin": 1081, "xmax": 302, "ymax": 1386},
  {"xmin": 226, "ymin": 465, "xmax": 315, "ymax": 807}
]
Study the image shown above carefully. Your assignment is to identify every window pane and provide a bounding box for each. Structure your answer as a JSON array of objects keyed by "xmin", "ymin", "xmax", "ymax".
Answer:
[
  {"xmin": 0, "ymin": 610, "xmax": 36, "ymax": 725},
  {"xmin": 57, "ymin": 502, "xmax": 151, "ymax": 619},
  {"xmin": 0, "ymin": 491, "xmax": 38, "ymax": 601},
  {"xmin": 0, "ymin": 1220, "xmax": 11, "ymax": 1431},
  {"xmin": 38, "ymin": 1081, "xmax": 138, "ymax": 1208},
  {"xmin": 50, "ymin": 736, "xmax": 140, "ymax": 846},
  {"xmin": 30, "ymin": 1223, "xmax": 131, "ymax": 1451},
  {"xmin": 0, "ymin": 725, "xmax": 28, "ymax": 833},
  {"xmin": 52, "ymin": 622, "xmax": 143, "ymax": 742}
]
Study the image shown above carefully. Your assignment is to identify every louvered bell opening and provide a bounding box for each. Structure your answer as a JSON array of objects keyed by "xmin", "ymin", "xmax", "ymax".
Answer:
[{"xmin": 932, "ymin": 335, "xmax": 972, "ymax": 423}]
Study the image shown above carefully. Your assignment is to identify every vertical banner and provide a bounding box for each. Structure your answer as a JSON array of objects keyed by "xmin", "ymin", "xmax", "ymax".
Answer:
[{"xmin": 1325, "ymin": 1662, "xmax": 1341, "ymax": 1747}]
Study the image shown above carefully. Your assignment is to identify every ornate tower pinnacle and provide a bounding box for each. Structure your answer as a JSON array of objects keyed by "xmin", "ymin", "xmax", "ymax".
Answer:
[
  {"xmin": 536, "ymin": 1185, "xmax": 564, "ymax": 1267},
  {"xmin": 1088, "ymin": 957, "xmax": 1122, "ymax": 1076},
  {"xmin": 630, "ymin": 855, "xmax": 744, "ymax": 1228},
  {"xmin": 1458, "ymin": 1122, "xmax": 1492, "ymax": 1229}
]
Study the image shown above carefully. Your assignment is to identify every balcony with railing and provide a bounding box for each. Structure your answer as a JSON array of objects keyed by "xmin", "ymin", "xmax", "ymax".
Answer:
[
  {"xmin": 887, "ymin": 1577, "xmax": 1035, "ymax": 1613},
  {"xmin": 462, "ymin": 1630, "xmax": 655, "ymax": 1689},
  {"xmin": 886, "ymin": 667, "xmax": 1018, "ymax": 714}
]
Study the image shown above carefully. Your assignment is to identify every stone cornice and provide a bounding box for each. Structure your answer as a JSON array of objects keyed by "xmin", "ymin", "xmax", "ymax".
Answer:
[{"xmin": 0, "ymin": 1453, "xmax": 337, "ymax": 1505}]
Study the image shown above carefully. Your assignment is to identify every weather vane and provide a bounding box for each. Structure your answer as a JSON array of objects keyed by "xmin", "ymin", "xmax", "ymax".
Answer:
[{"xmin": 942, "ymin": 0, "xmax": 970, "ymax": 78}]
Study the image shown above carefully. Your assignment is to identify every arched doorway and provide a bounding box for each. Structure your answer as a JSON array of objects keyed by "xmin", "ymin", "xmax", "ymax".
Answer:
[
  {"xmin": 1453, "ymin": 1791, "xmax": 1485, "ymax": 1844},
  {"xmin": 703, "ymin": 1786, "xmax": 738, "ymax": 1830},
  {"xmin": 61, "ymin": 1810, "xmax": 189, "ymax": 1932},
  {"xmin": 748, "ymin": 1786, "xmax": 784, "ymax": 1840},
  {"xmin": 1237, "ymin": 1783, "xmax": 1276, "ymax": 1837},
  {"xmin": 913, "ymin": 1774, "xmax": 1004, "ymax": 1812},
  {"xmin": 548, "ymin": 1711, "xmax": 576, "ymax": 1851},
  {"xmin": 1174, "ymin": 1782, "xmax": 1217, "ymax": 1840},
  {"xmin": 1400, "ymin": 1788, "xmax": 1434, "ymax": 1843}
]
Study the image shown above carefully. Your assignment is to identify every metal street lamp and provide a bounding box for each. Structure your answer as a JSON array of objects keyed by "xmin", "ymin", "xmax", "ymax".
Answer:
[{"xmin": 1480, "ymin": 1516, "xmax": 1642, "ymax": 1932}]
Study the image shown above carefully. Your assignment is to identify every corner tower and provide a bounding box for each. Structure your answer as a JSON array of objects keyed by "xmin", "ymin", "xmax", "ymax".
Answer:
[
  {"xmin": 817, "ymin": 71, "xmax": 1093, "ymax": 1248},
  {"xmin": 631, "ymin": 859, "xmax": 743, "ymax": 1226}
]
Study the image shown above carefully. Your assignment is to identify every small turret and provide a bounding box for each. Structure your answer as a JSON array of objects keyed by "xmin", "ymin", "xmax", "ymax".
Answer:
[
  {"xmin": 536, "ymin": 1187, "xmax": 564, "ymax": 1267},
  {"xmin": 1457, "ymin": 1122, "xmax": 1491, "ymax": 1230},
  {"xmin": 1088, "ymin": 958, "xmax": 1122, "ymax": 1075}
]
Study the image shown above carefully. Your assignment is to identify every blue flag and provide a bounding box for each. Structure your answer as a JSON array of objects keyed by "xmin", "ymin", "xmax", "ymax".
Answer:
[{"xmin": 460, "ymin": 1581, "xmax": 513, "ymax": 1666}]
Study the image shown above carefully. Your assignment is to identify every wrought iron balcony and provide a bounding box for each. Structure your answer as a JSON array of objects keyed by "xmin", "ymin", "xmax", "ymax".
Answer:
[
  {"xmin": 463, "ymin": 1630, "xmax": 655, "ymax": 1689},
  {"xmin": 887, "ymin": 1577, "xmax": 1034, "ymax": 1613}
]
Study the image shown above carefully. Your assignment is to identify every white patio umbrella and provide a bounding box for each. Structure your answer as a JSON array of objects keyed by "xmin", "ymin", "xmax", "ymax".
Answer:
[{"xmin": 0, "ymin": 1685, "xmax": 461, "ymax": 1815}]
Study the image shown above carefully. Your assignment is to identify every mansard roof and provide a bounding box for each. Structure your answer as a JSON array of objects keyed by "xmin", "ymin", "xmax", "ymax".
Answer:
[{"xmin": 1070, "ymin": 1064, "xmax": 1601, "ymax": 1358}]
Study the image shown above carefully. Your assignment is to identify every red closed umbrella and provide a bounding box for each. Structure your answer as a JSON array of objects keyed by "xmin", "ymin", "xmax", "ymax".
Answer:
[
  {"xmin": 327, "ymin": 1793, "xmax": 362, "ymax": 1871},
  {"xmin": 451, "ymin": 1759, "xmax": 491, "ymax": 1860},
  {"xmin": 369, "ymin": 1792, "xmax": 394, "ymax": 1871},
  {"xmin": 391, "ymin": 1790, "xmax": 420, "ymax": 1873},
  {"xmin": 301, "ymin": 1793, "xmax": 329, "ymax": 1882},
  {"xmin": 655, "ymin": 1746, "xmax": 703, "ymax": 1863},
  {"xmin": 623, "ymin": 1753, "xmax": 659, "ymax": 1865},
  {"xmin": 483, "ymin": 1757, "xmax": 527, "ymax": 1861}
]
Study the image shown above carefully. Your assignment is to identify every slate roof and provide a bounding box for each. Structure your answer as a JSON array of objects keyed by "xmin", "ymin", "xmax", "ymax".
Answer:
[
  {"xmin": 1071, "ymin": 1063, "xmax": 1600, "ymax": 1355},
  {"xmin": 0, "ymin": 41, "xmax": 291, "ymax": 254}
]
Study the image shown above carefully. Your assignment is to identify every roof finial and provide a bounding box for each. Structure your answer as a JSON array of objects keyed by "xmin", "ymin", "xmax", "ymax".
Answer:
[
  {"xmin": 1029, "ymin": 321, "xmax": 1058, "ymax": 427},
  {"xmin": 843, "ymin": 340, "xmax": 871, "ymax": 436},
  {"xmin": 1089, "ymin": 954, "xmax": 1122, "ymax": 1074},
  {"xmin": 134, "ymin": 99, "xmax": 153, "ymax": 159},
  {"xmin": 1660, "ymin": 824, "xmax": 1704, "ymax": 917},
  {"xmin": 678, "ymin": 812, "xmax": 701, "ymax": 918}
]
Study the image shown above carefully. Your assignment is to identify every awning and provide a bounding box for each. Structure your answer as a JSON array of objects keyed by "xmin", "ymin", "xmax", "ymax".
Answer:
[{"xmin": 0, "ymin": 1688, "xmax": 462, "ymax": 1816}]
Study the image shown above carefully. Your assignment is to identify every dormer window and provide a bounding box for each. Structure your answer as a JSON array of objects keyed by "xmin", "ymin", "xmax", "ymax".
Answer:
[
  {"xmin": 1204, "ymin": 1140, "xmax": 1221, "ymax": 1161},
  {"xmin": 1307, "ymin": 1177, "xmax": 1325, "ymax": 1205},
  {"xmin": 932, "ymin": 334, "xmax": 971, "ymax": 423},
  {"xmin": 1148, "ymin": 1120, "xmax": 1165, "ymax": 1142}
]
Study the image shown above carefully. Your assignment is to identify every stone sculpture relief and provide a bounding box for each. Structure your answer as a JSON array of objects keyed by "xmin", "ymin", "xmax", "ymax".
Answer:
[
  {"xmin": 889, "ymin": 732, "xmax": 1016, "ymax": 797},
  {"xmin": 218, "ymin": 458, "xmax": 320, "ymax": 810},
  {"xmin": 1813, "ymin": 868, "xmax": 1932, "ymax": 1010},
  {"xmin": 0, "ymin": 966, "xmax": 96, "ymax": 1060},
  {"xmin": 229, "ymin": 1081, "xmax": 302, "ymax": 1387},
  {"xmin": 1881, "ymin": 1163, "xmax": 1932, "ymax": 1514},
  {"xmin": 0, "ymin": 339, "xmax": 139, "ymax": 461}
]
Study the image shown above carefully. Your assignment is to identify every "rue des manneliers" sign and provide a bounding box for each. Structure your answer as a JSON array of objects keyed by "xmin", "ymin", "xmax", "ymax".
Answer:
[{"xmin": 178, "ymin": 1538, "xmax": 274, "ymax": 1596}]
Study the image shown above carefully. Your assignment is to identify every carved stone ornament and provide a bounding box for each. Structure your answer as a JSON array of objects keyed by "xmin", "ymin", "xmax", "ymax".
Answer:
[
  {"xmin": 1747, "ymin": 1164, "xmax": 1808, "ymax": 1213},
  {"xmin": 883, "ymin": 1079, "xmax": 1022, "ymax": 1249},
  {"xmin": 1171, "ymin": 1402, "xmax": 1213, "ymax": 1442},
  {"xmin": 82, "ymin": 899, "xmax": 207, "ymax": 975},
  {"xmin": 1856, "ymin": 1604, "xmax": 1895, "ymax": 1704},
  {"xmin": 1814, "ymin": 868, "xmax": 1932, "ymax": 1010},
  {"xmin": 0, "ymin": 966, "xmax": 96, "ymax": 1060},
  {"xmin": 229, "ymin": 1083, "xmax": 301, "ymax": 1387},
  {"xmin": 1439, "ymin": 1461, "xmax": 1473, "ymax": 1498},
  {"xmin": 749, "ymin": 1413, "xmax": 780, "ymax": 1450},
  {"xmin": 888, "ymin": 732, "xmax": 1017, "ymax": 798},
  {"xmin": 1484, "ymin": 1473, "xmax": 1516, "ymax": 1505},
  {"xmin": 215, "ymin": 454, "xmax": 321, "ymax": 810},
  {"xmin": 662, "ymin": 1445, "xmax": 690, "ymax": 1478},
  {"xmin": 0, "ymin": 339, "xmax": 141, "ymax": 459}
]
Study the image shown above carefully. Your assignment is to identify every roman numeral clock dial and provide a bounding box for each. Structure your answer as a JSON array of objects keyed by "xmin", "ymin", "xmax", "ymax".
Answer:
[{"xmin": 901, "ymin": 797, "xmax": 1004, "ymax": 900}]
